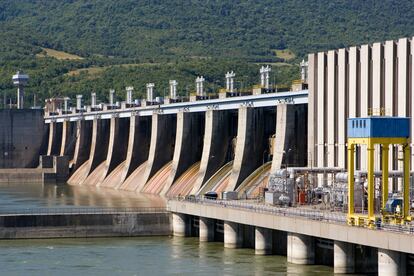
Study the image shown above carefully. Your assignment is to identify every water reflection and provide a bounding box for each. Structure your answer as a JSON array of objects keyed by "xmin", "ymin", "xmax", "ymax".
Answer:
[{"xmin": 0, "ymin": 183, "xmax": 166, "ymax": 211}]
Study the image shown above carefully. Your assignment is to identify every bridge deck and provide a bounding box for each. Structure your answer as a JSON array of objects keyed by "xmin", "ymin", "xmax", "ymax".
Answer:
[
  {"xmin": 45, "ymin": 90, "xmax": 308, "ymax": 123},
  {"xmin": 168, "ymin": 199, "xmax": 414, "ymax": 254}
]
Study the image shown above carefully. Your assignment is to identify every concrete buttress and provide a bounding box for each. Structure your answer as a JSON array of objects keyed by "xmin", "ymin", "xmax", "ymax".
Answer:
[
  {"xmin": 227, "ymin": 106, "xmax": 265, "ymax": 191},
  {"xmin": 161, "ymin": 111, "xmax": 204, "ymax": 195},
  {"xmin": 271, "ymin": 103, "xmax": 308, "ymax": 172},
  {"xmin": 192, "ymin": 110, "xmax": 233, "ymax": 194},
  {"xmin": 46, "ymin": 121, "xmax": 63, "ymax": 156},
  {"xmin": 82, "ymin": 118, "xmax": 110, "ymax": 180},
  {"xmin": 136, "ymin": 113, "xmax": 176, "ymax": 191},
  {"xmin": 71, "ymin": 120, "xmax": 92, "ymax": 171},
  {"xmin": 96, "ymin": 117, "xmax": 129, "ymax": 185},
  {"xmin": 60, "ymin": 120, "xmax": 76, "ymax": 158},
  {"xmin": 119, "ymin": 115, "xmax": 151, "ymax": 184}
]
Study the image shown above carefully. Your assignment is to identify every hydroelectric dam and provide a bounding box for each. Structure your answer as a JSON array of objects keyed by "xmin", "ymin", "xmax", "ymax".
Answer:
[{"xmin": 6, "ymin": 36, "xmax": 414, "ymax": 275}]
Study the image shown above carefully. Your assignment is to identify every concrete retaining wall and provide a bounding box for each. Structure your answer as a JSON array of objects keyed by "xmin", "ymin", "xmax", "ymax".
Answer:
[
  {"xmin": 0, "ymin": 109, "xmax": 46, "ymax": 168},
  {"xmin": 0, "ymin": 212, "xmax": 171, "ymax": 239}
]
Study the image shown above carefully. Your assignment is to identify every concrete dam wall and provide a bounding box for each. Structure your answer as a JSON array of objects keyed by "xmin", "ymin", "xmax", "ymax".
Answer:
[
  {"xmin": 46, "ymin": 103, "xmax": 307, "ymax": 197},
  {"xmin": 0, "ymin": 211, "xmax": 171, "ymax": 239},
  {"xmin": 0, "ymin": 109, "xmax": 46, "ymax": 168}
]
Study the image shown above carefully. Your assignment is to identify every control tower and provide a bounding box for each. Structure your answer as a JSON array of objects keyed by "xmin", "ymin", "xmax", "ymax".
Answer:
[{"xmin": 12, "ymin": 71, "xmax": 29, "ymax": 109}]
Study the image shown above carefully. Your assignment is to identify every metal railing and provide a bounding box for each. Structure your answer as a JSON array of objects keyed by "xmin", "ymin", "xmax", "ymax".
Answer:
[
  {"xmin": 171, "ymin": 197, "xmax": 414, "ymax": 234},
  {"xmin": 0, "ymin": 207, "xmax": 167, "ymax": 216}
]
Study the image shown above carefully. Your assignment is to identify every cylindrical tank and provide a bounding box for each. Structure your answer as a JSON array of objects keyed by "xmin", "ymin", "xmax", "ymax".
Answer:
[{"xmin": 298, "ymin": 190, "xmax": 306, "ymax": 204}]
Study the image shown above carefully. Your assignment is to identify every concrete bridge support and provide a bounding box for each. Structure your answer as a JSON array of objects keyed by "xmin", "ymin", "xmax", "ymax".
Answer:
[
  {"xmin": 378, "ymin": 249, "xmax": 406, "ymax": 276},
  {"xmin": 287, "ymin": 232, "xmax": 315, "ymax": 265},
  {"xmin": 47, "ymin": 121, "xmax": 63, "ymax": 156},
  {"xmin": 255, "ymin": 227, "xmax": 272, "ymax": 255},
  {"xmin": 71, "ymin": 120, "xmax": 92, "ymax": 171},
  {"xmin": 224, "ymin": 221, "xmax": 243, "ymax": 248},
  {"xmin": 334, "ymin": 241, "xmax": 355, "ymax": 274},
  {"xmin": 162, "ymin": 111, "xmax": 204, "ymax": 194},
  {"xmin": 228, "ymin": 107, "xmax": 265, "ymax": 191},
  {"xmin": 120, "ymin": 115, "xmax": 151, "ymax": 183},
  {"xmin": 192, "ymin": 110, "xmax": 234, "ymax": 194},
  {"xmin": 199, "ymin": 217, "xmax": 215, "ymax": 242},
  {"xmin": 83, "ymin": 118, "xmax": 110, "ymax": 177},
  {"xmin": 172, "ymin": 213, "xmax": 189, "ymax": 237},
  {"xmin": 60, "ymin": 120, "xmax": 76, "ymax": 158},
  {"xmin": 98, "ymin": 117, "xmax": 129, "ymax": 184},
  {"xmin": 271, "ymin": 103, "xmax": 307, "ymax": 172},
  {"xmin": 137, "ymin": 113, "xmax": 176, "ymax": 191}
]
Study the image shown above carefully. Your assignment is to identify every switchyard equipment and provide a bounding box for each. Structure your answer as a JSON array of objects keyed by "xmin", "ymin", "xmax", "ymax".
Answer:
[{"xmin": 347, "ymin": 117, "xmax": 411, "ymax": 227}]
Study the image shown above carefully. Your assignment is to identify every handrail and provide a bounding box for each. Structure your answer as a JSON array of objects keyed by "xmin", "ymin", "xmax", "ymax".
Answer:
[
  {"xmin": 169, "ymin": 197, "xmax": 414, "ymax": 234},
  {"xmin": 0, "ymin": 207, "xmax": 167, "ymax": 216}
]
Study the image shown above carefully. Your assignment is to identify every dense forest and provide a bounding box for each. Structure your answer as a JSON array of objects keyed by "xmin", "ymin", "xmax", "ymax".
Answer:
[{"xmin": 0, "ymin": 0, "xmax": 414, "ymax": 107}]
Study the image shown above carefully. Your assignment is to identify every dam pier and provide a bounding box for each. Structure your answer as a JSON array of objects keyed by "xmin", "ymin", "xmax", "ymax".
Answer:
[
  {"xmin": 3, "ymin": 36, "xmax": 414, "ymax": 275},
  {"xmin": 44, "ymin": 90, "xmax": 308, "ymax": 197}
]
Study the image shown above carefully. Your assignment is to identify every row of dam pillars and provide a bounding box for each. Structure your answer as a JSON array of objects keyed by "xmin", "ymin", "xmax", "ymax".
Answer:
[
  {"xmin": 172, "ymin": 213, "xmax": 414, "ymax": 275},
  {"xmin": 46, "ymin": 104, "xmax": 307, "ymax": 195}
]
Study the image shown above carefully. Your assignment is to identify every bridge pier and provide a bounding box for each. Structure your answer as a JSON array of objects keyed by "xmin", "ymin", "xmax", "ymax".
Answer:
[
  {"xmin": 192, "ymin": 110, "xmax": 234, "ymax": 194},
  {"xmin": 224, "ymin": 221, "xmax": 243, "ymax": 248},
  {"xmin": 172, "ymin": 213, "xmax": 189, "ymax": 237},
  {"xmin": 199, "ymin": 217, "xmax": 215, "ymax": 242},
  {"xmin": 47, "ymin": 121, "xmax": 63, "ymax": 156},
  {"xmin": 334, "ymin": 241, "xmax": 355, "ymax": 274},
  {"xmin": 378, "ymin": 248, "xmax": 406, "ymax": 276},
  {"xmin": 255, "ymin": 227, "xmax": 272, "ymax": 255},
  {"xmin": 162, "ymin": 111, "xmax": 204, "ymax": 195},
  {"xmin": 287, "ymin": 232, "xmax": 315, "ymax": 265}
]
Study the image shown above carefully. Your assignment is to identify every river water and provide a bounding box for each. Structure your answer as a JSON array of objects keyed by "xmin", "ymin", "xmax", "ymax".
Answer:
[
  {"xmin": 0, "ymin": 183, "xmax": 166, "ymax": 211},
  {"xmin": 0, "ymin": 183, "xmax": 334, "ymax": 275},
  {"xmin": 0, "ymin": 237, "xmax": 333, "ymax": 275}
]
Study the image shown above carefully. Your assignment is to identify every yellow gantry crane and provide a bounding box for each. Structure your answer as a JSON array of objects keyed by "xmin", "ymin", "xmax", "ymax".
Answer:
[{"xmin": 347, "ymin": 117, "xmax": 411, "ymax": 228}]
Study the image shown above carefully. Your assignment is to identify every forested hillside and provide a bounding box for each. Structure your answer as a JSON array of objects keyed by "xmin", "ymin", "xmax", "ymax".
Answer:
[{"xmin": 0, "ymin": 0, "xmax": 413, "ymax": 106}]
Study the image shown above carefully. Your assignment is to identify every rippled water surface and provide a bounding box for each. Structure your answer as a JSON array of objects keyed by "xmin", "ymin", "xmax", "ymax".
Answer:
[
  {"xmin": 0, "ymin": 237, "xmax": 333, "ymax": 276},
  {"xmin": 0, "ymin": 183, "xmax": 335, "ymax": 275}
]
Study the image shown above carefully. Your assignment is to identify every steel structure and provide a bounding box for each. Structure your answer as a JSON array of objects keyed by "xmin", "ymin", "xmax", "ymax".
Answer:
[{"xmin": 347, "ymin": 117, "xmax": 411, "ymax": 227}]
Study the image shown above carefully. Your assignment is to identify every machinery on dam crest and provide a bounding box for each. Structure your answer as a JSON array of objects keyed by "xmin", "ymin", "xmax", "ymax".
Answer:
[{"xmin": 9, "ymin": 35, "xmax": 414, "ymax": 275}]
